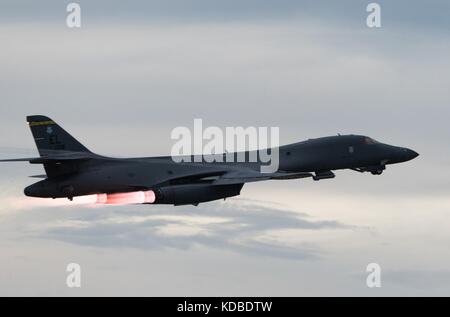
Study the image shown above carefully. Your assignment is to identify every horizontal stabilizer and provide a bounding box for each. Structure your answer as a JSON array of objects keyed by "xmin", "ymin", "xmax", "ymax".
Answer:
[
  {"xmin": 0, "ymin": 151, "xmax": 103, "ymax": 164},
  {"xmin": 29, "ymin": 174, "xmax": 47, "ymax": 178},
  {"xmin": 0, "ymin": 157, "xmax": 40, "ymax": 162}
]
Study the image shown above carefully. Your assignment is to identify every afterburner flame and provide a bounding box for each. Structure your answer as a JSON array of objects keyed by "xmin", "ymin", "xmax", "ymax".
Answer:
[
  {"xmin": 144, "ymin": 190, "xmax": 156, "ymax": 204},
  {"xmin": 95, "ymin": 190, "xmax": 156, "ymax": 205}
]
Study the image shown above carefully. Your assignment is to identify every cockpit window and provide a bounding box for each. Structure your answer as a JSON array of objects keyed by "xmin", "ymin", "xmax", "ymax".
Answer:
[{"xmin": 364, "ymin": 137, "xmax": 378, "ymax": 145}]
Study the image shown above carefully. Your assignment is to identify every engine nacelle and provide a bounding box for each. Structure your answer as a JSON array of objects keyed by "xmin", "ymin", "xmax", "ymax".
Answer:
[{"xmin": 153, "ymin": 183, "xmax": 244, "ymax": 206}]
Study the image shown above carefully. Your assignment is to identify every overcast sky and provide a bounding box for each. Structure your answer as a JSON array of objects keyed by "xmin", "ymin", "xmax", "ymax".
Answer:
[{"xmin": 0, "ymin": 0, "xmax": 450, "ymax": 296}]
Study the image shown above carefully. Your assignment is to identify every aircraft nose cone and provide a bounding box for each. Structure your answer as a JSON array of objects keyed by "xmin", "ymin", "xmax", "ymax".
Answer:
[{"xmin": 407, "ymin": 149, "xmax": 419, "ymax": 160}]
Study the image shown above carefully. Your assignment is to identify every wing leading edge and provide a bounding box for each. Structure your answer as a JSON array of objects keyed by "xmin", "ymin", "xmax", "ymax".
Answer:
[{"xmin": 211, "ymin": 170, "xmax": 313, "ymax": 185}]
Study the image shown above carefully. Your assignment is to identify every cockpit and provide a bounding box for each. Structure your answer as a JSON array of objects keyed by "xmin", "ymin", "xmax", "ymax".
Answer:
[{"xmin": 363, "ymin": 137, "xmax": 379, "ymax": 145}]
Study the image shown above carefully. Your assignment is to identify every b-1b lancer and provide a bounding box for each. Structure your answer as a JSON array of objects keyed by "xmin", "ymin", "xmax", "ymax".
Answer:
[{"xmin": 0, "ymin": 116, "xmax": 418, "ymax": 206}]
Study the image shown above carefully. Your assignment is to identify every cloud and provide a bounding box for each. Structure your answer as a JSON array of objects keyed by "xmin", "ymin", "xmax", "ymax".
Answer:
[
  {"xmin": 6, "ymin": 198, "xmax": 351, "ymax": 260},
  {"xmin": 2, "ymin": 0, "xmax": 450, "ymax": 33}
]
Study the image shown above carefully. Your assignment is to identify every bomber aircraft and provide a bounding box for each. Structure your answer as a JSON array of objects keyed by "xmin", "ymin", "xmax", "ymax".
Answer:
[{"xmin": 0, "ymin": 116, "xmax": 418, "ymax": 206}]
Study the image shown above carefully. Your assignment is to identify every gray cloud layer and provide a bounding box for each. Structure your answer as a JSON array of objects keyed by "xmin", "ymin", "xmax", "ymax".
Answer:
[
  {"xmin": 12, "ymin": 199, "xmax": 349, "ymax": 260},
  {"xmin": 2, "ymin": 0, "xmax": 450, "ymax": 32}
]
